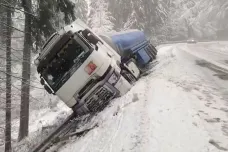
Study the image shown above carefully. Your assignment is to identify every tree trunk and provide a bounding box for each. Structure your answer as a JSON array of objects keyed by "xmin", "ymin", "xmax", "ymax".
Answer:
[
  {"xmin": 18, "ymin": 0, "xmax": 32, "ymax": 141},
  {"xmin": 5, "ymin": 0, "xmax": 12, "ymax": 151}
]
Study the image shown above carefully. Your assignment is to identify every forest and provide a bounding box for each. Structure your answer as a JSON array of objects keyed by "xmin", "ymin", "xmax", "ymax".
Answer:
[{"xmin": 0, "ymin": 0, "xmax": 228, "ymax": 151}]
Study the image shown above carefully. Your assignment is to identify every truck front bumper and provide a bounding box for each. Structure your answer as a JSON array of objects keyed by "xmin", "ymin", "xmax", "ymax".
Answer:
[{"xmin": 72, "ymin": 66, "xmax": 131, "ymax": 115}]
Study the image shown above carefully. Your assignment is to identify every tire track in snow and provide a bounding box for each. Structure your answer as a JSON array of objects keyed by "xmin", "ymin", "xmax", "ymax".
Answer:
[
  {"xmin": 101, "ymin": 79, "xmax": 153, "ymax": 152},
  {"xmin": 128, "ymin": 73, "xmax": 159, "ymax": 151},
  {"xmin": 133, "ymin": 79, "xmax": 154, "ymax": 151},
  {"xmin": 135, "ymin": 46, "xmax": 178, "ymax": 151},
  {"xmin": 164, "ymin": 45, "xmax": 228, "ymax": 150},
  {"xmin": 101, "ymin": 108, "xmax": 124, "ymax": 152},
  {"xmin": 102, "ymin": 80, "xmax": 153, "ymax": 152},
  {"xmin": 77, "ymin": 128, "xmax": 98, "ymax": 152}
]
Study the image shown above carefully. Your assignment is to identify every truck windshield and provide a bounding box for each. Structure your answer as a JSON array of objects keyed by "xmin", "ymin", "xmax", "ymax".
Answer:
[{"xmin": 41, "ymin": 34, "xmax": 91, "ymax": 92}]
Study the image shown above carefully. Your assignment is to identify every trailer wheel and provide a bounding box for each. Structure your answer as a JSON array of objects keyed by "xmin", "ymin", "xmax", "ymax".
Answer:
[
  {"xmin": 151, "ymin": 50, "xmax": 156, "ymax": 59},
  {"xmin": 150, "ymin": 44, "xmax": 158, "ymax": 55},
  {"xmin": 148, "ymin": 44, "xmax": 157, "ymax": 58},
  {"xmin": 147, "ymin": 50, "xmax": 156, "ymax": 61}
]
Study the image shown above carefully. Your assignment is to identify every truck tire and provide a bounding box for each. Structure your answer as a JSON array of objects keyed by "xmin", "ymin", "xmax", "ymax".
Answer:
[
  {"xmin": 150, "ymin": 44, "xmax": 158, "ymax": 55},
  {"xmin": 146, "ymin": 44, "xmax": 156, "ymax": 61},
  {"xmin": 147, "ymin": 49, "xmax": 156, "ymax": 61},
  {"xmin": 150, "ymin": 49, "xmax": 156, "ymax": 59}
]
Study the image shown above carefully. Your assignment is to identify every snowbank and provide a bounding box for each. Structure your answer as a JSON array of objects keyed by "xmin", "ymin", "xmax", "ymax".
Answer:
[{"xmin": 57, "ymin": 45, "xmax": 228, "ymax": 152}]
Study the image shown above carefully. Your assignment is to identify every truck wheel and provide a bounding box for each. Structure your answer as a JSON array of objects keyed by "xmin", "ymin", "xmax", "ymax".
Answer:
[
  {"xmin": 151, "ymin": 44, "xmax": 158, "ymax": 55},
  {"xmin": 148, "ymin": 50, "xmax": 155, "ymax": 61},
  {"xmin": 151, "ymin": 50, "xmax": 156, "ymax": 59},
  {"xmin": 149, "ymin": 44, "xmax": 157, "ymax": 57}
]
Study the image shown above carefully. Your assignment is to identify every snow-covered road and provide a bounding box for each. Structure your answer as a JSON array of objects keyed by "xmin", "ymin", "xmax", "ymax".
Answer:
[{"xmin": 57, "ymin": 42, "xmax": 228, "ymax": 152}]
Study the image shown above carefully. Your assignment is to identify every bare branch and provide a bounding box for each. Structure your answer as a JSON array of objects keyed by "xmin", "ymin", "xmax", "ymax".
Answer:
[
  {"xmin": 0, "ymin": 2, "xmax": 37, "ymax": 17},
  {"xmin": 0, "ymin": 21, "xmax": 24, "ymax": 33},
  {"xmin": 0, "ymin": 33, "xmax": 24, "ymax": 39},
  {"xmin": 0, "ymin": 44, "xmax": 23, "ymax": 51},
  {"xmin": 0, "ymin": 47, "xmax": 23, "ymax": 61},
  {"xmin": 10, "ymin": 84, "xmax": 45, "ymax": 102},
  {"xmin": 0, "ymin": 56, "xmax": 21, "ymax": 62},
  {"xmin": 0, "ymin": 70, "xmax": 42, "ymax": 87}
]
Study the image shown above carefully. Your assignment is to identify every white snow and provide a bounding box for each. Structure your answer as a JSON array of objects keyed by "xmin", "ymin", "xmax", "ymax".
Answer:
[
  {"xmin": 11, "ymin": 101, "xmax": 71, "ymax": 152},
  {"xmin": 56, "ymin": 43, "xmax": 228, "ymax": 152},
  {"xmin": 178, "ymin": 42, "xmax": 228, "ymax": 72},
  {"xmin": 10, "ymin": 42, "xmax": 227, "ymax": 152}
]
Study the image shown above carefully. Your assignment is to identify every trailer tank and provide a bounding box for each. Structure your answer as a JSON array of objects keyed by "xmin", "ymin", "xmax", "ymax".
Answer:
[{"xmin": 99, "ymin": 29, "xmax": 157, "ymax": 71}]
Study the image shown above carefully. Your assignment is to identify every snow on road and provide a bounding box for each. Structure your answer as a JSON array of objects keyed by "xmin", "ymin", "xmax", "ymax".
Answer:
[
  {"xmin": 178, "ymin": 42, "xmax": 228, "ymax": 72},
  {"xmin": 57, "ymin": 43, "xmax": 228, "ymax": 152}
]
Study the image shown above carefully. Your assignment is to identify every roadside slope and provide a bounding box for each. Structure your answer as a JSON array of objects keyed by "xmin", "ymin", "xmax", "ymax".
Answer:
[{"xmin": 57, "ymin": 44, "xmax": 228, "ymax": 152}]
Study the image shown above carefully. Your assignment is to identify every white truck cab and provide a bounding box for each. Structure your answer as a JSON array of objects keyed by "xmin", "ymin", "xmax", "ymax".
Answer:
[{"xmin": 35, "ymin": 19, "xmax": 139, "ymax": 115}]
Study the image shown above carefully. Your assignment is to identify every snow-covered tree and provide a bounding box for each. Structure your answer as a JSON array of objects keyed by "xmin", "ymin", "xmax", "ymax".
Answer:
[
  {"xmin": 73, "ymin": 0, "xmax": 88, "ymax": 22},
  {"xmin": 164, "ymin": 0, "xmax": 228, "ymax": 40},
  {"xmin": 107, "ymin": 0, "xmax": 169, "ymax": 38},
  {"xmin": 88, "ymin": 0, "xmax": 115, "ymax": 34}
]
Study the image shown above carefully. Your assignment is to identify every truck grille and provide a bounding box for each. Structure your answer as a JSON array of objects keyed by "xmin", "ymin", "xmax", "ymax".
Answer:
[
  {"xmin": 85, "ymin": 86, "xmax": 114, "ymax": 112},
  {"xmin": 78, "ymin": 79, "xmax": 97, "ymax": 99},
  {"xmin": 77, "ymin": 65, "xmax": 112, "ymax": 99}
]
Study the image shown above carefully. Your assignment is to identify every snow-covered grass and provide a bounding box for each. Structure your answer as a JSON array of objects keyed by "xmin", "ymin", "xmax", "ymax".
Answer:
[
  {"xmin": 0, "ymin": 65, "xmax": 71, "ymax": 151},
  {"xmin": 12, "ymin": 102, "xmax": 71, "ymax": 152},
  {"xmin": 0, "ymin": 62, "xmax": 72, "ymax": 151},
  {"xmin": 0, "ymin": 103, "xmax": 71, "ymax": 152}
]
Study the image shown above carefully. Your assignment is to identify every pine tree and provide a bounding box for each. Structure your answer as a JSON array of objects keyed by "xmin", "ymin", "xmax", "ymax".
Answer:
[
  {"xmin": 18, "ymin": 0, "xmax": 76, "ymax": 140},
  {"xmin": 0, "ymin": 0, "xmax": 13, "ymax": 151},
  {"xmin": 107, "ymin": 0, "xmax": 168, "ymax": 37},
  {"xmin": 88, "ymin": 0, "xmax": 115, "ymax": 34},
  {"xmin": 108, "ymin": 0, "xmax": 132, "ymax": 30},
  {"xmin": 74, "ymin": 0, "xmax": 88, "ymax": 21},
  {"xmin": 33, "ymin": 0, "xmax": 78, "ymax": 49},
  {"xmin": 5, "ymin": 2, "xmax": 12, "ymax": 151},
  {"xmin": 56, "ymin": 0, "xmax": 76, "ymax": 24},
  {"xmin": 18, "ymin": 0, "xmax": 32, "ymax": 141},
  {"xmin": 5, "ymin": 4, "xmax": 12, "ymax": 151},
  {"xmin": 166, "ymin": 0, "xmax": 219, "ymax": 40}
]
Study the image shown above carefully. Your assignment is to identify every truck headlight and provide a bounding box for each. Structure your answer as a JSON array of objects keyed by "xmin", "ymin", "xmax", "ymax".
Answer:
[{"xmin": 108, "ymin": 71, "xmax": 119, "ymax": 85}]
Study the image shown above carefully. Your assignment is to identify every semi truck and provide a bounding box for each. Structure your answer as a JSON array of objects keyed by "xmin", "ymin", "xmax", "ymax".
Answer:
[
  {"xmin": 34, "ymin": 19, "xmax": 141, "ymax": 115},
  {"xmin": 99, "ymin": 30, "xmax": 157, "ymax": 72}
]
